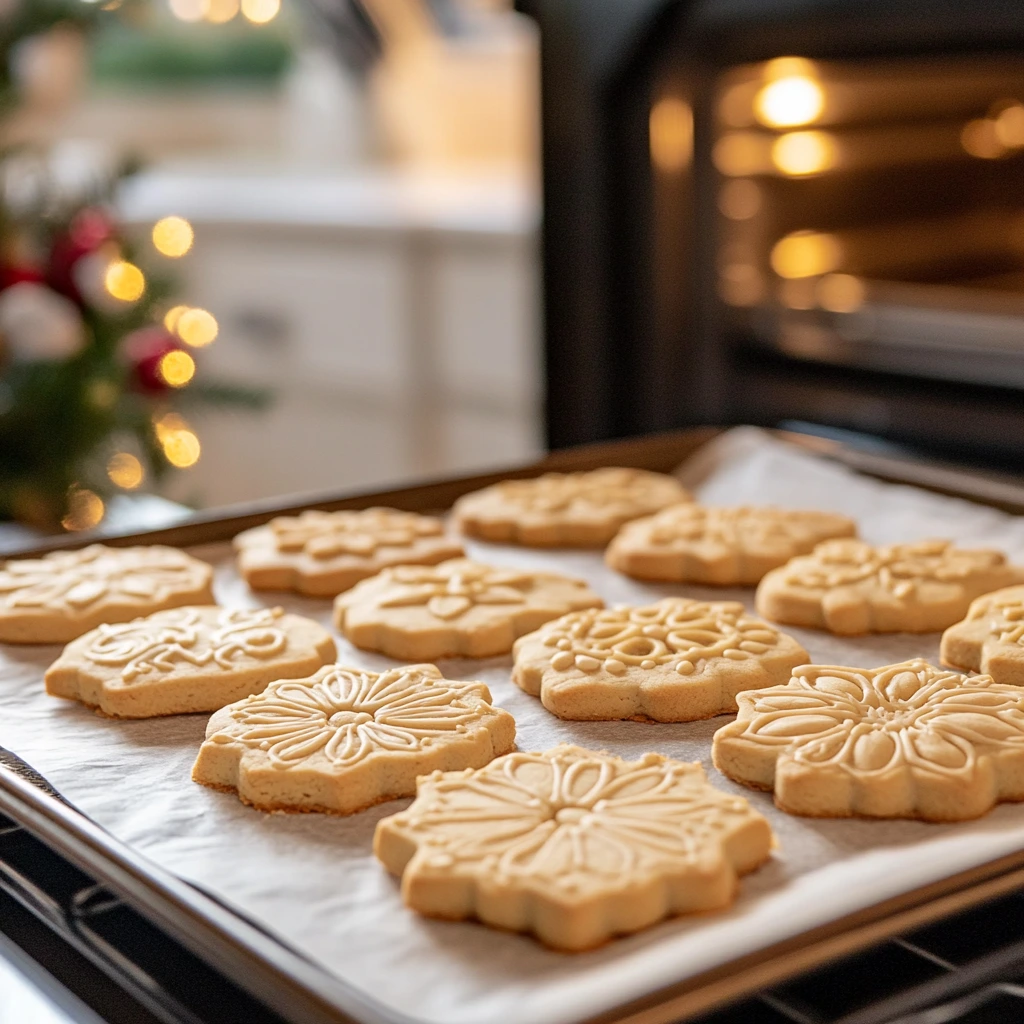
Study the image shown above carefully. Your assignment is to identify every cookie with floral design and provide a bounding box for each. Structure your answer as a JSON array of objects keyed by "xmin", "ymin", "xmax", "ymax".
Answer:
[
  {"xmin": 46, "ymin": 606, "xmax": 335, "ymax": 718},
  {"xmin": 606, "ymin": 504, "xmax": 857, "ymax": 584},
  {"xmin": 941, "ymin": 585, "xmax": 1024, "ymax": 685},
  {"xmin": 0, "ymin": 544, "xmax": 214, "ymax": 644},
  {"xmin": 234, "ymin": 507, "xmax": 463, "ymax": 597},
  {"xmin": 453, "ymin": 468, "xmax": 690, "ymax": 547},
  {"xmin": 713, "ymin": 659, "xmax": 1024, "ymax": 820},
  {"xmin": 755, "ymin": 538, "xmax": 1024, "ymax": 635},
  {"xmin": 512, "ymin": 598, "xmax": 808, "ymax": 721},
  {"xmin": 375, "ymin": 744, "xmax": 773, "ymax": 950},
  {"xmin": 334, "ymin": 558, "xmax": 603, "ymax": 660},
  {"xmin": 193, "ymin": 663, "xmax": 516, "ymax": 814}
]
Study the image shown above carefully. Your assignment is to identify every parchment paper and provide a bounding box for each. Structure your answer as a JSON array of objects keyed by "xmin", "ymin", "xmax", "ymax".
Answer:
[{"xmin": 4, "ymin": 427, "xmax": 1024, "ymax": 1024}]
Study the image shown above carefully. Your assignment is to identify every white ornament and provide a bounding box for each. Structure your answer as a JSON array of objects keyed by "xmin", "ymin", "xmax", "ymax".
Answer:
[{"xmin": 0, "ymin": 282, "xmax": 85, "ymax": 362}]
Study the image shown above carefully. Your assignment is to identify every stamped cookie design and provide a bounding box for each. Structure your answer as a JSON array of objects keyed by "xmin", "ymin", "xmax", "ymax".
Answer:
[
  {"xmin": 0, "ymin": 544, "xmax": 214, "ymax": 644},
  {"xmin": 512, "ymin": 598, "xmax": 809, "ymax": 721},
  {"xmin": 193, "ymin": 663, "xmax": 516, "ymax": 814},
  {"xmin": 941, "ymin": 585, "xmax": 1024, "ymax": 685},
  {"xmin": 755, "ymin": 538, "xmax": 1023, "ymax": 635},
  {"xmin": 453, "ymin": 467, "xmax": 690, "ymax": 547},
  {"xmin": 46, "ymin": 606, "xmax": 335, "ymax": 718},
  {"xmin": 606, "ymin": 504, "xmax": 857, "ymax": 585},
  {"xmin": 234, "ymin": 507, "xmax": 463, "ymax": 597},
  {"xmin": 374, "ymin": 744, "xmax": 773, "ymax": 951},
  {"xmin": 334, "ymin": 558, "xmax": 603, "ymax": 660},
  {"xmin": 713, "ymin": 659, "xmax": 1024, "ymax": 820}
]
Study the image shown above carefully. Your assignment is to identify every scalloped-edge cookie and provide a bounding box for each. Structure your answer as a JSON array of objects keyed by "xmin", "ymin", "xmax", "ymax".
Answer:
[
  {"xmin": 453, "ymin": 467, "xmax": 690, "ymax": 547},
  {"xmin": 512, "ymin": 598, "xmax": 809, "ymax": 721},
  {"xmin": 941, "ymin": 585, "xmax": 1024, "ymax": 685},
  {"xmin": 374, "ymin": 743, "xmax": 774, "ymax": 951},
  {"xmin": 606, "ymin": 504, "xmax": 857, "ymax": 585},
  {"xmin": 334, "ymin": 558, "xmax": 603, "ymax": 660},
  {"xmin": 755, "ymin": 538, "xmax": 1024, "ymax": 635},
  {"xmin": 45, "ymin": 606, "xmax": 336, "ymax": 718},
  {"xmin": 0, "ymin": 544, "xmax": 214, "ymax": 644},
  {"xmin": 713, "ymin": 659, "xmax": 1024, "ymax": 821},
  {"xmin": 192, "ymin": 663, "xmax": 516, "ymax": 814},
  {"xmin": 234, "ymin": 507, "xmax": 464, "ymax": 597}
]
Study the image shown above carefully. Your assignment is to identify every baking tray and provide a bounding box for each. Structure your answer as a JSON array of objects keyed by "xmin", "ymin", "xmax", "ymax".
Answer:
[{"xmin": 3, "ymin": 425, "xmax": 1024, "ymax": 1024}]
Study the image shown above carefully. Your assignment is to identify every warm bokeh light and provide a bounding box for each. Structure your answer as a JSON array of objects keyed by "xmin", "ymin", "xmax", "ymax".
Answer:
[
  {"xmin": 994, "ymin": 104, "xmax": 1024, "ymax": 148},
  {"xmin": 649, "ymin": 97, "xmax": 693, "ymax": 173},
  {"xmin": 771, "ymin": 131, "xmax": 836, "ymax": 176},
  {"xmin": 770, "ymin": 230, "xmax": 843, "ymax": 279},
  {"xmin": 204, "ymin": 0, "xmax": 239, "ymax": 21},
  {"xmin": 152, "ymin": 216, "xmax": 194, "ymax": 258},
  {"xmin": 763, "ymin": 57, "xmax": 817, "ymax": 80},
  {"xmin": 168, "ymin": 0, "xmax": 205, "ymax": 21},
  {"xmin": 62, "ymin": 488, "xmax": 104, "ymax": 532},
  {"xmin": 104, "ymin": 260, "xmax": 146, "ymax": 302},
  {"xmin": 961, "ymin": 119, "xmax": 1005, "ymax": 159},
  {"xmin": 241, "ymin": 0, "xmax": 280, "ymax": 23},
  {"xmin": 158, "ymin": 350, "xmax": 196, "ymax": 388},
  {"xmin": 163, "ymin": 305, "xmax": 189, "ymax": 333},
  {"xmin": 155, "ymin": 413, "xmax": 202, "ymax": 468},
  {"xmin": 817, "ymin": 273, "xmax": 866, "ymax": 313},
  {"xmin": 176, "ymin": 307, "xmax": 219, "ymax": 347},
  {"xmin": 717, "ymin": 179, "xmax": 762, "ymax": 220},
  {"xmin": 107, "ymin": 452, "xmax": 144, "ymax": 490},
  {"xmin": 778, "ymin": 278, "xmax": 817, "ymax": 310},
  {"xmin": 718, "ymin": 263, "xmax": 764, "ymax": 306},
  {"xmin": 713, "ymin": 132, "xmax": 771, "ymax": 176},
  {"xmin": 754, "ymin": 76, "xmax": 824, "ymax": 128}
]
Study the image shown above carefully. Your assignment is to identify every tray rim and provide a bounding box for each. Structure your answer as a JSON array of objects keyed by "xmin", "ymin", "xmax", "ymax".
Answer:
[{"xmin": 3, "ymin": 423, "xmax": 1024, "ymax": 1024}]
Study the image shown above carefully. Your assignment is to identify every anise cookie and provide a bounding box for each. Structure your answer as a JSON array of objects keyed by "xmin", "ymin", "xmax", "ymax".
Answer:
[
  {"xmin": 713, "ymin": 659, "xmax": 1024, "ymax": 821},
  {"xmin": 234, "ymin": 507, "xmax": 464, "ymax": 597},
  {"xmin": 512, "ymin": 598, "xmax": 808, "ymax": 722},
  {"xmin": 453, "ymin": 467, "xmax": 690, "ymax": 548},
  {"xmin": 334, "ymin": 558, "xmax": 603, "ymax": 660},
  {"xmin": 941, "ymin": 585, "xmax": 1024, "ymax": 685},
  {"xmin": 755, "ymin": 538, "xmax": 1024, "ymax": 636},
  {"xmin": 606, "ymin": 504, "xmax": 857, "ymax": 585},
  {"xmin": 45, "ymin": 607, "xmax": 335, "ymax": 718},
  {"xmin": 193, "ymin": 663, "xmax": 516, "ymax": 814},
  {"xmin": 374, "ymin": 744, "xmax": 773, "ymax": 951},
  {"xmin": 0, "ymin": 544, "xmax": 214, "ymax": 644}
]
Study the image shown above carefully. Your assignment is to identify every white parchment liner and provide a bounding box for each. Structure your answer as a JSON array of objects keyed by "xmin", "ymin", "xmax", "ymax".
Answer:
[{"xmin": 3, "ymin": 428, "xmax": 1024, "ymax": 1024}]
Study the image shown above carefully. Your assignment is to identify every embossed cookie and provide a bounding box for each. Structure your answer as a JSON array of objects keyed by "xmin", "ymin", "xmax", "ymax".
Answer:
[
  {"xmin": 193, "ymin": 663, "xmax": 516, "ymax": 814},
  {"xmin": 606, "ymin": 504, "xmax": 857, "ymax": 585},
  {"xmin": 453, "ymin": 467, "xmax": 690, "ymax": 547},
  {"xmin": 374, "ymin": 744, "xmax": 773, "ymax": 951},
  {"xmin": 234, "ymin": 507, "xmax": 464, "ymax": 597},
  {"xmin": 334, "ymin": 558, "xmax": 603, "ymax": 660},
  {"xmin": 45, "ymin": 606, "xmax": 335, "ymax": 718},
  {"xmin": 713, "ymin": 659, "xmax": 1024, "ymax": 820},
  {"xmin": 755, "ymin": 539, "xmax": 1024, "ymax": 635},
  {"xmin": 512, "ymin": 598, "xmax": 808, "ymax": 721},
  {"xmin": 941, "ymin": 585, "xmax": 1024, "ymax": 685},
  {"xmin": 0, "ymin": 544, "xmax": 214, "ymax": 644}
]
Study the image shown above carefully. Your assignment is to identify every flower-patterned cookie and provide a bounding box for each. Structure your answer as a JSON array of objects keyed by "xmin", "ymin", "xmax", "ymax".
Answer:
[
  {"xmin": 606, "ymin": 504, "xmax": 856, "ymax": 585},
  {"xmin": 193, "ymin": 663, "xmax": 516, "ymax": 814},
  {"xmin": 46, "ymin": 606, "xmax": 335, "ymax": 718},
  {"xmin": 453, "ymin": 468, "xmax": 690, "ymax": 547},
  {"xmin": 512, "ymin": 598, "xmax": 808, "ymax": 721},
  {"xmin": 755, "ymin": 539, "xmax": 1023, "ymax": 635},
  {"xmin": 334, "ymin": 558, "xmax": 603, "ymax": 660},
  {"xmin": 0, "ymin": 544, "xmax": 214, "ymax": 644},
  {"xmin": 713, "ymin": 659, "xmax": 1024, "ymax": 820},
  {"xmin": 941, "ymin": 585, "xmax": 1024, "ymax": 685},
  {"xmin": 234, "ymin": 507, "xmax": 464, "ymax": 597},
  {"xmin": 375, "ymin": 744, "xmax": 773, "ymax": 950}
]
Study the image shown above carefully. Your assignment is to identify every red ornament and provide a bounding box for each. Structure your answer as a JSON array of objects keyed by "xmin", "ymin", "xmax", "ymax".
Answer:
[
  {"xmin": 0, "ymin": 264, "xmax": 44, "ymax": 291},
  {"xmin": 48, "ymin": 207, "xmax": 115, "ymax": 301},
  {"xmin": 123, "ymin": 326, "xmax": 179, "ymax": 394}
]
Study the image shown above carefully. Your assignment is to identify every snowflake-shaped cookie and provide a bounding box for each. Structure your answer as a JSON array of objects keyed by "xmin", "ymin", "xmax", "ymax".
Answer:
[
  {"xmin": 46, "ymin": 606, "xmax": 335, "ymax": 718},
  {"xmin": 453, "ymin": 467, "xmax": 690, "ymax": 547},
  {"xmin": 374, "ymin": 744, "xmax": 773, "ymax": 950},
  {"xmin": 0, "ymin": 544, "xmax": 214, "ymax": 644},
  {"xmin": 512, "ymin": 598, "xmax": 808, "ymax": 721},
  {"xmin": 941, "ymin": 585, "xmax": 1024, "ymax": 685},
  {"xmin": 606, "ymin": 504, "xmax": 856, "ymax": 584},
  {"xmin": 334, "ymin": 558, "xmax": 603, "ymax": 659},
  {"xmin": 234, "ymin": 507, "xmax": 463, "ymax": 597},
  {"xmin": 713, "ymin": 659, "xmax": 1024, "ymax": 820},
  {"xmin": 755, "ymin": 538, "xmax": 1023, "ymax": 635},
  {"xmin": 193, "ymin": 663, "xmax": 516, "ymax": 814}
]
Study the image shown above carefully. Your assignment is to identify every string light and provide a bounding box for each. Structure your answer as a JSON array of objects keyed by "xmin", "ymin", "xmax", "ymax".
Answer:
[
  {"xmin": 176, "ymin": 308, "xmax": 218, "ymax": 347},
  {"xmin": 961, "ymin": 119, "xmax": 1005, "ymax": 159},
  {"xmin": 158, "ymin": 350, "xmax": 196, "ymax": 388},
  {"xmin": 754, "ymin": 76, "xmax": 824, "ymax": 128},
  {"xmin": 107, "ymin": 452, "xmax": 144, "ymax": 490},
  {"xmin": 770, "ymin": 230, "xmax": 843, "ymax": 279},
  {"xmin": 817, "ymin": 273, "xmax": 865, "ymax": 313},
  {"xmin": 241, "ymin": 0, "xmax": 280, "ymax": 23},
  {"xmin": 994, "ymin": 103, "xmax": 1024, "ymax": 147},
  {"xmin": 152, "ymin": 216, "xmax": 194, "ymax": 258},
  {"xmin": 718, "ymin": 179, "xmax": 762, "ymax": 220},
  {"xmin": 62, "ymin": 488, "xmax": 104, "ymax": 531},
  {"xmin": 204, "ymin": 0, "xmax": 239, "ymax": 21},
  {"xmin": 712, "ymin": 132, "xmax": 770, "ymax": 176},
  {"xmin": 104, "ymin": 260, "xmax": 145, "ymax": 302},
  {"xmin": 168, "ymin": 0, "xmax": 205, "ymax": 21},
  {"xmin": 155, "ymin": 413, "xmax": 202, "ymax": 468},
  {"xmin": 771, "ymin": 131, "xmax": 836, "ymax": 176},
  {"xmin": 163, "ymin": 305, "xmax": 189, "ymax": 333},
  {"xmin": 649, "ymin": 97, "xmax": 693, "ymax": 173}
]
